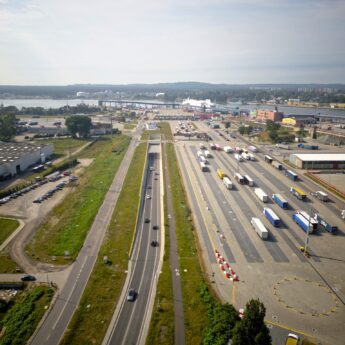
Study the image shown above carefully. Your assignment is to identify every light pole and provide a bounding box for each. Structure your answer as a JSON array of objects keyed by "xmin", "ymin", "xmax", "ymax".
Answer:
[{"xmin": 304, "ymin": 199, "xmax": 313, "ymax": 257}]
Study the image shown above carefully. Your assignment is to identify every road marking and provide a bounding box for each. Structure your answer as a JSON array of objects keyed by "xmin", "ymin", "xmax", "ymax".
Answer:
[{"xmin": 265, "ymin": 320, "xmax": 315, "ymax": 339}]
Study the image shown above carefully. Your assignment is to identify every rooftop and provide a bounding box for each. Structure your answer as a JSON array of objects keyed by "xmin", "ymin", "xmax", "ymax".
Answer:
[{"xmin": 292, "ymin": 153, "xmax": 345, "ymax": 162}]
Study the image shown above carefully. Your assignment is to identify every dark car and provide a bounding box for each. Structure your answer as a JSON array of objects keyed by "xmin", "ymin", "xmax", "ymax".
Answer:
[
  {"xmin": 127, "ymin": 289, "xmax": 136, "ymax": 301},
  {"xmin": 151, "ymin": 240, "xmax": 159, "ymax": 247},
  {"xmin": 144, "ymin": 218, "xmax": 150, "ymax": 223},
  {"xmin": 152, "ymin": 225, "xmax": 159, "ymax": 230},
  {"xmin": 21, "ymin": 275, "xmax": 36, "ymax": 282}
]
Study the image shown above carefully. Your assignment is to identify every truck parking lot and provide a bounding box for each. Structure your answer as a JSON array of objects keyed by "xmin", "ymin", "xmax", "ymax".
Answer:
[{"xmin": 173, "ymin": 120, "xmax": 345, "ymax": 345}]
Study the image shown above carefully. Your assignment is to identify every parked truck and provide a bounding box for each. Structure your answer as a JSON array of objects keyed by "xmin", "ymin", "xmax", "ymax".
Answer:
[
  {"xmin": 217, "ymin": 169, "xmax": 226, "ymax": 179},
  {"xmin": 297, "ymin": 143, "xmax": 319, "ymax": 150},
  {"xmin": 299, "ymin": 211, "xmax": 318, "ymax": 230},
  {"xmin": 251, "ymin": 217, "xmax": 269, "ymax": 240},
  {"xmin": 263, "ymin": 207, "xmax": 280, "ymax": 227},
  {"xmin": 264, "ymin": 155, "xmax": 273, "ymax": 163},
  {"xmin": 285, "ymin": 333, "xmax": 299, "ymax": 345},
  {"xmin": 315, "ymin": 191, "xmax": 329, "ymax": 202},
  {"xmin": 272, "ymin": 161, "xmax": 283, "ymax": 170},
  {"xmin": 285, "ymin": 170, "xmax": 298, "ymax": 181},
  {"xmin": 244, "ymin": 175, "xmax": 254, "ymax": 186},
  {"xmin": 314, "ymin": 213, "xmax": 337, "ymax": 234},
  {"xmin": 234, "ymin": 173, "xmax": 245, "ymax": 184},
  {"xmin": 254, "ymin": 188, "xmax": 268, "ymax": 203},
  {"xmin": 293, "ymin": 213, "xmax": 315, "ymax": 233},
  {"xmin": 223, "ymin": 177, "xmax": 233, "ymax": 190},
  {"xmin": 272, "ymin": 194, "xmax": 288, "ymax": 209},
  {"xmin": 290, "ymin": 186, "xmax": 307, "ymax": 200},
  {"xmin": 223, "ymin": 146, "xmax": 233, "ymax": 153}
]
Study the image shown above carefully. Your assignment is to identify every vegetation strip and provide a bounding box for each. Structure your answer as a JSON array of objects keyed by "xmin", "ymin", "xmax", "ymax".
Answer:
[
  {"xmin": 141, "ymin": 122, "xmax": 173, "ymax": 141},
  {"xmin": 60, "ymin": 143, "xmax": 147, "ymax": 345},
  {"xmin": 26, "ymin": 135, "xmax": 130, "ymax": 263},
  {"xmin": 0, "ymin": 286, "xmax": 54, "ymax": 345},
  {"xmin": 0, "ymin": 218, "xmax": 19, "ymax": 246}
]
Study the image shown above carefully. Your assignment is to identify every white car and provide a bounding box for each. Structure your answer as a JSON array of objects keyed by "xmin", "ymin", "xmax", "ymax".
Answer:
[
  {"xmin": 150, "ymin": 166, "xmax": 154, "ymax": 171},
  {"xmin": 146, "ymin": 194, "xmax": 151, "ymax": 199}
]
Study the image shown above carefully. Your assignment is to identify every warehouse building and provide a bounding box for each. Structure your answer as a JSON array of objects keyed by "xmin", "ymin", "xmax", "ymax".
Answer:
[
  {"xmin": 254, "ymin": 109, "xmax": 284, "ymax": 122},
  {"xmin": 0, "ymin": 142, "xmax": 53, "ymax": 179},
  {"xmin": 289, "ymin": 153, "xmax": 345, "ymax": 169}
]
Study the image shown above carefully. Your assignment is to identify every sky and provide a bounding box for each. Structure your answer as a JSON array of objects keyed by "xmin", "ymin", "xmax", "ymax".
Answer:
[{"xmin": 0, "ymin": 0, "xmax": 345, "ymax": 85}]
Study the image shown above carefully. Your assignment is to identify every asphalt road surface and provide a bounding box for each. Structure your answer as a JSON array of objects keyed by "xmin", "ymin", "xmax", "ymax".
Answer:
[{"xmin": 105, "ymin": 150, "xmax": 162, "ymax": 345}]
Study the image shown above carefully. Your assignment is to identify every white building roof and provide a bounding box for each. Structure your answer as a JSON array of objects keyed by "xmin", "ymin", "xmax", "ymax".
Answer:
[
  {"xmin": 182, "ymin": 98, "xmax": 214, "ymax": 108},
  {"xmin": 293, "ymin": 153, "xmax": 345, "ymax": 162}
]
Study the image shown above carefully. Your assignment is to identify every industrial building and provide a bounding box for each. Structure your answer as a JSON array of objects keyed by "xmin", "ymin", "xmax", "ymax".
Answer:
[
  {"xmin": 289, "ymin": 153, "xmax": 345, "ymax": 169},
  {"xmin": 254, "ymin": 109, "xmax": 283, "ymax": 122},
  {"xmin": 0, "ymin": 142, "xmax": 53, "ymax": 179},
  {"xmin": 282, "ymin": 117, "xmax": 316, "ymax": 126}
]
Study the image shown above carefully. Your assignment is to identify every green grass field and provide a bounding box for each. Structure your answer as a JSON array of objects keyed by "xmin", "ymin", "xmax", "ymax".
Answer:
[
  {"xmin": 26, "ymin": 135, "xmax": 131, "ymax": 264},
  {"xmin": 0, "ymin": 218, "xmax": 19, "ymax": 246},
  {"xmin": 141, "ymin": 122, "xmax": 173, "ymax": 141},
  {"xmin": 60, "ymin": 143, "xmax": 147, "ymax": 345},
  {"xmin": 40, "ymin": 137, "xmax": 90, "ymax": 157},
  {"xmin": 165, "ymin": 143, "xmax": 210, "ymax": 344},
  {"xmin": 0, "ymin": 252, "xmax": 20, "ymax": 273},
  {"xmin": 123, "ymin": 123, "xmax": 137, "ymax": 130}
]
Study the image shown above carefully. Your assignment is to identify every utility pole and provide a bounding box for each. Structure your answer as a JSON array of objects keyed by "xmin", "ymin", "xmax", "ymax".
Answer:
[{"xmin": 304, "ymin": 201, "xmax": 313, "ymax": 257}]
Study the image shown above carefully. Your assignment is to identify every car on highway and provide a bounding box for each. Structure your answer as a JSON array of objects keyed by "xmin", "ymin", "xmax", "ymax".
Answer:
[
  {"xmin": 33, "ymin": 197, "xmax": 43, "ymax": 203},
  {"xmin": 152, "ymin": 225, "xmax": 159, "ymax": 230},
  {"xmin": 146, "ymin": 194, "xmax": 151, "ymax": 199},
  {"xmin": 127, "ymin": 289, "xmax": 136, "ymax": 302},
  {"xmin": 147, "ymin": 185, "xmax": 152, "ymax": 189},
  {"xmin": 21, "ymin": 275, "xmax": 36, "ymax": 281},
  {"xmin": 151, "ymin": 240, "xmax": 159, "ymax": 247},
  {"xmin": 150, "ymin": 166, "xmax": 154, "ymax": 171},
  {"xmin": 144, "ymin": 218, "xmax": 150, "ymax": 223}
]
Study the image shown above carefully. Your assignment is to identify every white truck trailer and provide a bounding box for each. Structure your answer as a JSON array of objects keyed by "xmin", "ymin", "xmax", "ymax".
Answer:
[
  {"xmin": 251, "ymin": 217, "xmax": 269, "ymax": 240},
  {"xmin": 254, "ymin": 188, "xmax": 268, "ymax": 203},
  {"xmin": 223, "ymin": 177, "xmax": 233, "ymax": 190}
]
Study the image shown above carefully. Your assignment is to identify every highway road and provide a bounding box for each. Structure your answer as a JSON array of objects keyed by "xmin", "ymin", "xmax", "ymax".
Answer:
[
  {"xmin": 104, "ymin": 146, "xmax": 162, "ymax": 345},
  {"xmin": 29, "ymin": 122, "xmax": 144, "ymax": 345}
]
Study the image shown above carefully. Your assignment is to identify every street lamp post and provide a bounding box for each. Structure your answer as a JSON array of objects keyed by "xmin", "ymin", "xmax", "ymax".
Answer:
[{"xmin": 304, "ymin": 200, "xmax": 313, "ymax": 256}]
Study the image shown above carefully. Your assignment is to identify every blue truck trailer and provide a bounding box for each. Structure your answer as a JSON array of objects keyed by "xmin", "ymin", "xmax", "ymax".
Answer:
[
  {"xmin": 297, "ymin": 143, "xmax": 319, "ymax": 150},
  {"xmin": 272, "ymin": 194, "xmax": 288, "ymax": 209},
  {"xmin": 292, "ymin": 213, "xmax": 315, "ymax": 234},
  {"xmin": 285, "ymin": 170, "xmax": 298, "ymax": 181},
  {"xmin": 263, "ymin": 208, "xmax": 280, "ymax": 226},
  {"xmin": 314, "ymin": 213, "xmax": 337, "ymax": 234}
]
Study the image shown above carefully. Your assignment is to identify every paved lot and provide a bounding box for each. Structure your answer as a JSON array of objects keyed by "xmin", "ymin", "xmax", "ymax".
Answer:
[{"xmin": 173, "ymin": 120, "xmax": 345, "ymax": 345}]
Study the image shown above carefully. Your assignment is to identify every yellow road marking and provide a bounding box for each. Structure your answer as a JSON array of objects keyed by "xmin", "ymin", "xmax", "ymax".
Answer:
[{"xmin": 265, "ymin": 320, "xmax": 315, "ymax": 339}]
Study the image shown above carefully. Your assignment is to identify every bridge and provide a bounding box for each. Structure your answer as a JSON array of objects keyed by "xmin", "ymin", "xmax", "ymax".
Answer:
[{"xmin": 98, "ymin": 99, "xmax": 182, "ymax": 109}]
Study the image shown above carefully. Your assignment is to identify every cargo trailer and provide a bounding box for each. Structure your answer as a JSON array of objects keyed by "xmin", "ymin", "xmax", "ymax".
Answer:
[
  {"xmin": 223, "ymin": 177, "xmax": 233, "ymax": 190},
  {"xmin": 298, "ymin": 211, "xmax": 318, "ymax": 231},
  {"xmin": 293, "ymin": 213, "xmax": 315, "ymax": 233},
  {"xmin": 272, "ymin": 194, "xmax": 288, "ymax": 209},
  {"xmin": 315, "ymin": 191, "xmax": 328, "ymax": 202},
  {"xmin": 234, "ymin": 173, "xmax": 245, "ymax": 184},
  {"xmin": 285, "ymin": 170, "xmax": 298, "ymax": 181},
  {"xmin": 264, "ymin": 155, "xmax": 273, "ymax": 163},
  {"xmin": 272, "ymin": 161, "xmax": 283, "ymax": 170},
  {"xmin": 314, "ymin": 213, "xmax": 337, "ymax": 234},
  {"xmin": 248, "ymin": 145, "xmax": 258, "ymax": 153},
  {"xmin": 254, "ymin": 188, "xmax": 268, "ymax": 202},
  {"xmin": 263, "ymin": 207, "xmax": 280, "ymax": 227},
  {"xmin": 244, "ymin": 175, "xmax": 254, "ymax": 186},
  {"xmin": 290, "ymin": 186, "xmax": 307, "ymax": 200},
  {"xmin": 251, "ymin": 217, "xmax": 269, "ymax": 240},
  {"xmin": 276, "ymin": 143, "xmax": 291, "ymax": 150}
]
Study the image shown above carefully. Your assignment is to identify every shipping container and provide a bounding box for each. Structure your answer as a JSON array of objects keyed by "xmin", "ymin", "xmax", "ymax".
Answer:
[
  {"xmin": 223, "ymin": 176, "xmax": 233, "ymax": 190},
  {"xmin": 251, "ymin": 217, "xmax": 269, "ymax": 240},
  {"xmin": 264, "ymin": 155, "xmax": 273, "ymax": 163},
  {"xmin": 254, "ymin": 188, "xmax": 268, "ymax": 202},
  {"xmin": 285, "ymin": 170, "xmax": 298, "ymax": 181},
  {"xmin": 234, "ymin": 173, "xmax": 245, "ymax": 184},
  {"xmin": 314, "ymin": 213, "xmax": 337, "ymax": 234},
  {"xmin": 263, "ymin": 208, "xmax": 280, "ymax": 227},
  {"xmin": 272, "ymin": 194, "xmax": 288, "ymax": 209}
]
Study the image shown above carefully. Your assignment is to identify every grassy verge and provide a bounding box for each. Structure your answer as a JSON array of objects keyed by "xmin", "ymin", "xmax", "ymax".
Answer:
[
  {"xmin": 165, "ymin": 143, "xmax": 209, "ymax": 344},
  {"xmin": 0, "ymin": 252, "xmax": 20, "ymax": 273},
  {"xmin": 141, "ymin": 122, "xmax": 173, "ymax": 141},
  {"xmin": 40, "ymin": 138, "xmax": 90, "ymax": 157},
  {"xmin": 0, "ymin": 218, "xmax": 19, "ymax": 246},
  {"xmin": 124, "ymin": 123, "xmax": 137, "ymax": 130},
  {"xmin": 146, "ymin": 145, "xmax": 174, "ymax": 345},
  {"xmin": 60, "ymin": 143, "xmax": 147, "ymax": 345},
  {"xmin": 26, "ymin": 135, "xmax": 130, "ymax": 264},
  {"xmin": 0, "ymin": 285, "xmax": 54, "ymax": 345}
]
